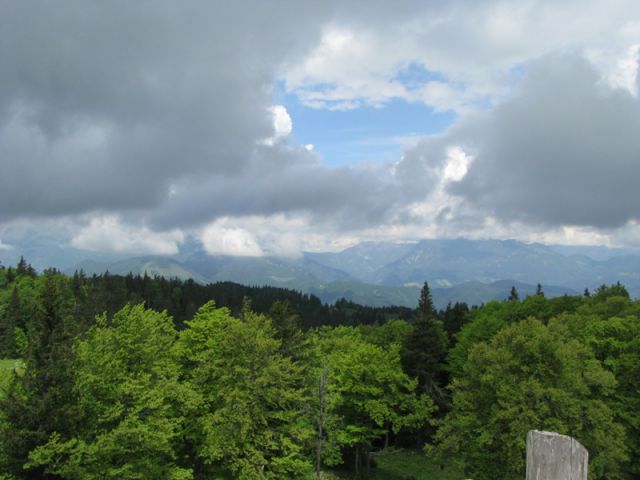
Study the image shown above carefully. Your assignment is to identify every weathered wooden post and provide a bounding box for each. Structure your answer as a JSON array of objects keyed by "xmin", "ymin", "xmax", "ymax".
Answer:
[{"xmin": 526, "ymin": 430, "xmax": 588, "ymax": 480}]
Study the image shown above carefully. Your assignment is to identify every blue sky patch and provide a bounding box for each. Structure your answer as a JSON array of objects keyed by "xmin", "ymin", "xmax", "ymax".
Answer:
[{"xmin": 276, "ymin": 85, "xmax": 457, "ymax": 166}]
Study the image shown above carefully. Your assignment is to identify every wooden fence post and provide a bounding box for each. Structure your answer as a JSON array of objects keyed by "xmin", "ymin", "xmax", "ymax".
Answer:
[{"xmin": 526, "ymin": 430, "xmax": 588, "ymax": 480}]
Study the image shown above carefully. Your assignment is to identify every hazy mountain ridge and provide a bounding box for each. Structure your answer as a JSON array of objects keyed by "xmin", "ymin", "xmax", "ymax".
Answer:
[{"xmin": 56, "ymin": 238, "xmax": 638, "ymax": 308}]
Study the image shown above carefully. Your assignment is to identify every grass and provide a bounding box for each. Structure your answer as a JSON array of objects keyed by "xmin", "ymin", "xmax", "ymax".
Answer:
[{"xmin": 329, "ymin": 448, "xmax": 465, "ymax": 480}]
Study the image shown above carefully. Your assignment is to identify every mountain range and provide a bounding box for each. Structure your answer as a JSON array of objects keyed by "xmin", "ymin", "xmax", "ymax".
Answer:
[{"xmin": 3, "ymin": 238, "xmax": 634, "ymax": 308}]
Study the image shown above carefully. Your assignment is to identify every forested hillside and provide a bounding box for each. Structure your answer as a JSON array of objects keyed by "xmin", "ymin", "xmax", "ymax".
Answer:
[{"xmin": 0, "ymin": 259, "xmax": 638, "ymax": 479}]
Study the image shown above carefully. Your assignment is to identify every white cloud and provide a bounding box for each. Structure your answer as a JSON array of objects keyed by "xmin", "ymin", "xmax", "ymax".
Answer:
[
  {"xmin": 71, "ymin": 216, "xmax": 184, "ymax": 255},
  {"xmin": 198, "ymin": 214, "xmax": 363, "ymax": 257},
  {"xmin": 199, "ymin": 221, "xmax": 264, "ymax": 257},
  {"xmin": 284, "ymin": 1, "xmax": 640, "ymax": 112},
  {"xmin": 270, "ymin": 105, "xmax": 293, "ymax": 138},
  {"xmin": 442, "ymin": 146, "xmax": 472, "ymax": 182},
  {"xmin": 607, "ymin": 44, "xmax": 640, "ymax": 96},
  {"xmin": 263, "ymin": 105, "xmax": 293, "ymax": 146}
]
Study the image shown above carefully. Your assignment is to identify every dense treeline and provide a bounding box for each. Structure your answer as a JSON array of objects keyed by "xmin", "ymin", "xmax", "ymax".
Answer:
[
  {"xmin": 0, "ymin": 257, "xmax": 413, "ymax": 358},
  {"xmin": 0, "ymin": 258, "xmax": 637, "ymax": 479}
]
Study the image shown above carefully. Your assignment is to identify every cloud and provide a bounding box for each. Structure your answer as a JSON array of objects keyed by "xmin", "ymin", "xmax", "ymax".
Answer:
[
  {"xmin": 199, "ymin": 222, "xmax": 264, "ymax": 257},
  {"xmin": 71, "ymin": 216, "xmax": 184, "ymax": 255},
  {"xmin": 148, "ymin": 141, "xmax": 418, "ymax": 232},
  {"xmin": 284, "ymin": 1, "xmax": 640, "ymax": 112},
  {"xmin": 198, "ymin": 214, "xmax": 350, "ymax": 257},
  {"xmin": 270, "ymin": 105, "xmax": 293, "ymax": 138},
  {"xmin": 0, "ymin": 1, "xmax": 327, "ymax": 221},
  {"xmin": 0, "ymin": 239, "xmax": 13, "ymax": 251},
  {"xmin": 445, "ymin": 53, "xmax": 640, "ymax": 229},
  {"xmin": 1, "ymin": 1, "xmax": 640, "ymax": 254}
]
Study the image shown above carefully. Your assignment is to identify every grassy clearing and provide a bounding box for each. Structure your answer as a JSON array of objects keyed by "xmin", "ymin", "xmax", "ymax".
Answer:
[{"xmin": 328, "ymin": 448, "xmax": 465, "ymax": 480}]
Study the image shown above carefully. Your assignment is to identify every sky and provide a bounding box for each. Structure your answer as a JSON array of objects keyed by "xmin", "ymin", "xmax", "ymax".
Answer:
[{"xmin": 1, "ymin": 0, "xmax": 640, "ymax": 258}]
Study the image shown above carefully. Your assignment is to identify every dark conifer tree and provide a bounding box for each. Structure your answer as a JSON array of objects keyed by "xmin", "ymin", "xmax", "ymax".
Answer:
[
  {"xmin": 508, "ymin": 286, "xmax": 519, "ymax": 301},
  {"xmin": 0, "ymin": 286, "xmax": 21, "ymax": 357},
  {"xmin": 269, "ymin": 300, "xmax": 305, "ymax": 359},
  {"xmin": 401, "ymin": 281, "xmax": 448, "ymax": 402},
  {"xmin": 442, "ymin": 301, "xmax": 469, "ymax": 344},
  {"xmin": 15, "ymin": 256, "xmax": 28, "ymax": 276},
  {"xmin": 0, "ymin": 272, "xmax": 81, "ymax": 479}
]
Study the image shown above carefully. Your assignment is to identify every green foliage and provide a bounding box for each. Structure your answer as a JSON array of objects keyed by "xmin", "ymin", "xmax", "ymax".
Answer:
[
  {"xmin": 0, "ymin": 259, "xmax": 638, "ymax": 479},
  {"xmin": 401, "ymin": 282, "xmax": 448, "ymax": 403},
  {"xmin": 0, "ymin": 271, "xmax": 81, "ymax": 478},
  {"xmin": 0, "ymin": 288, "xmax": 20, "ymax": 357},
  {"xmin": 357, "ymin": 319, "xmax": 411, "ymax": 348},
  {"xmin": 312, "ymin": 327, "xmax": 434, "ymax": 473},
  {"xmin": 175, "ymin": 302, "xmax": 313, "ymax": 479},
  {"xmin": 435, "ymin": 318, "xmax": 628, "ymax": 480},
  {"xmin": 592, "ymin": 282, "xmax": 630, "ymax": 302},
  {"xmin": 555, "ymin": 302, "xmax": 640, "ymax": 479},
  {"xmin": 447, "ymin": 301, "xmax": 510, "ymax": 378},
  {"xmin": 26, "ymin": 304, "xmax": 194, "ymax": 479},
  {"xmin": 441, "ymin": 302, "xmax": 469, "ymax": 345},
  {"xmin": 0, "ymin": 359, "xmax": 22, "ymax": 394},
  {"xmin": 268, "ymin": 300, "xmax": 306, "ymax": 359},
  {"xmin": 447, "ymin": 293, "xmax": 586, "ymax": 379}
]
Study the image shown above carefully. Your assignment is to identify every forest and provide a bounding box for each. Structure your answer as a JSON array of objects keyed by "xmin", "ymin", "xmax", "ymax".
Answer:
[{"xmin": 0, "ymin": 257, "xmax": 638, "ymax": 480}]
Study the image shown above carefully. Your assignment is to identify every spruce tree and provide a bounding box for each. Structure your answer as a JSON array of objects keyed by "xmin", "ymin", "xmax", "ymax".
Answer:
[
  {"xmin": 0, "ymin": 271, "xmax": 81, "ymax": 479},
  {"xmin": 401, "ymin": 281, "xmax": 448, "ymax": 401},
  {"xmin": 508, "ymin": 286, "xmax": 519, "ymax": 301},
  {"xmin": 0, "ymin": 286, "xmax": 21, "ymax": 357}
]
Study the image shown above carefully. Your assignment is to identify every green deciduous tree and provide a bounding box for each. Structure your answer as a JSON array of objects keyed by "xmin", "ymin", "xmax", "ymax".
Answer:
[
  {"xmin": 312, "ymin": 327, "xmax": 434, "ymax": 474},
  {"xmin": 26, "ymin": 304, "xmax": 194, "ymax": 480},
  {"xmin": 435, "ymin": 317, "xmax": 627, "ymax": 480},
  {"xmin": 175, "ymin": 302, "xmax": 313, "ymax": 479}
]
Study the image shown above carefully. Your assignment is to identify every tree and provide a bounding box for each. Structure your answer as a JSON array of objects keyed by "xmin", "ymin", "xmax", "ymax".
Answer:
[
  {"xmin": 268, "ymin": 300, "xmax": 305, "ymax": 359},
  {"xmin": 0, "ymin": 271, "xmax": 80, "ymax": 479},
  {"xmin": 0, "ymin": 287, "xmax": 21, "ymax": 357},
  {"xmin": 174, "ymin": 302, "xmax": 313, "ymax": 479},
  {"xmin": 434, "ymin": 318, "xmax": 628, "ymax": 480},
  {"xmin": 441, "ymin": 302, "xmax": 469, "ymax": 343},
  {"xmin": 535, "ymin": 283, "xmax": 544, "ymax": 297},
  {"xmin": 592, "ymin": 282, "xmax": 629, "ymax": 301},
  {"xmin": 401, "ymin": 282, "xmax": 448, "ymax": 404},
  {"xmin": 312, "ymin": 327, "xmax": 433, "ymax": 474},
  {"xmin": 556, "ymin": 306, "xmax": 640, "ymax": 479},
  {"xmin": 508, "ymin": 286, "xmax": 519, "ymax": 302},
  {"xmin": 26, "ymin": 304, "xmax": 193, "ymax": 480}
]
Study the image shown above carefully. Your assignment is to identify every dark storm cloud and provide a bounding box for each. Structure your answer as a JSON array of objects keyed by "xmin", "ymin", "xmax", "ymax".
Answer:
[
  {"xmin": 2, "ymin": 2, "xmax": 639, "ymax": 238},
  {"xmin": 0, "ymin": 1, "xmax": 328, "ymax": 219},
  {"xmin": 150, "ymin": 143, "xmax": 408, "ymax": 230},
  {"xmin": 0, "ymin": 0, "xmax": 440, "ymax": 231},
  {"xmin": 401, "ymin": 53, "xmax": 640, "ymax": 229}
]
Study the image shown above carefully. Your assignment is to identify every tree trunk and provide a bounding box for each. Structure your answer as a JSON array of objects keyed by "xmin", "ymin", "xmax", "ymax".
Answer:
[
  {"xmin": 315, "ymin": 367, "xmax": 328, "ymax": 480},
  {"xmin": 384, "ymin": 424, "xmax": 390, "ymax": 449}
]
